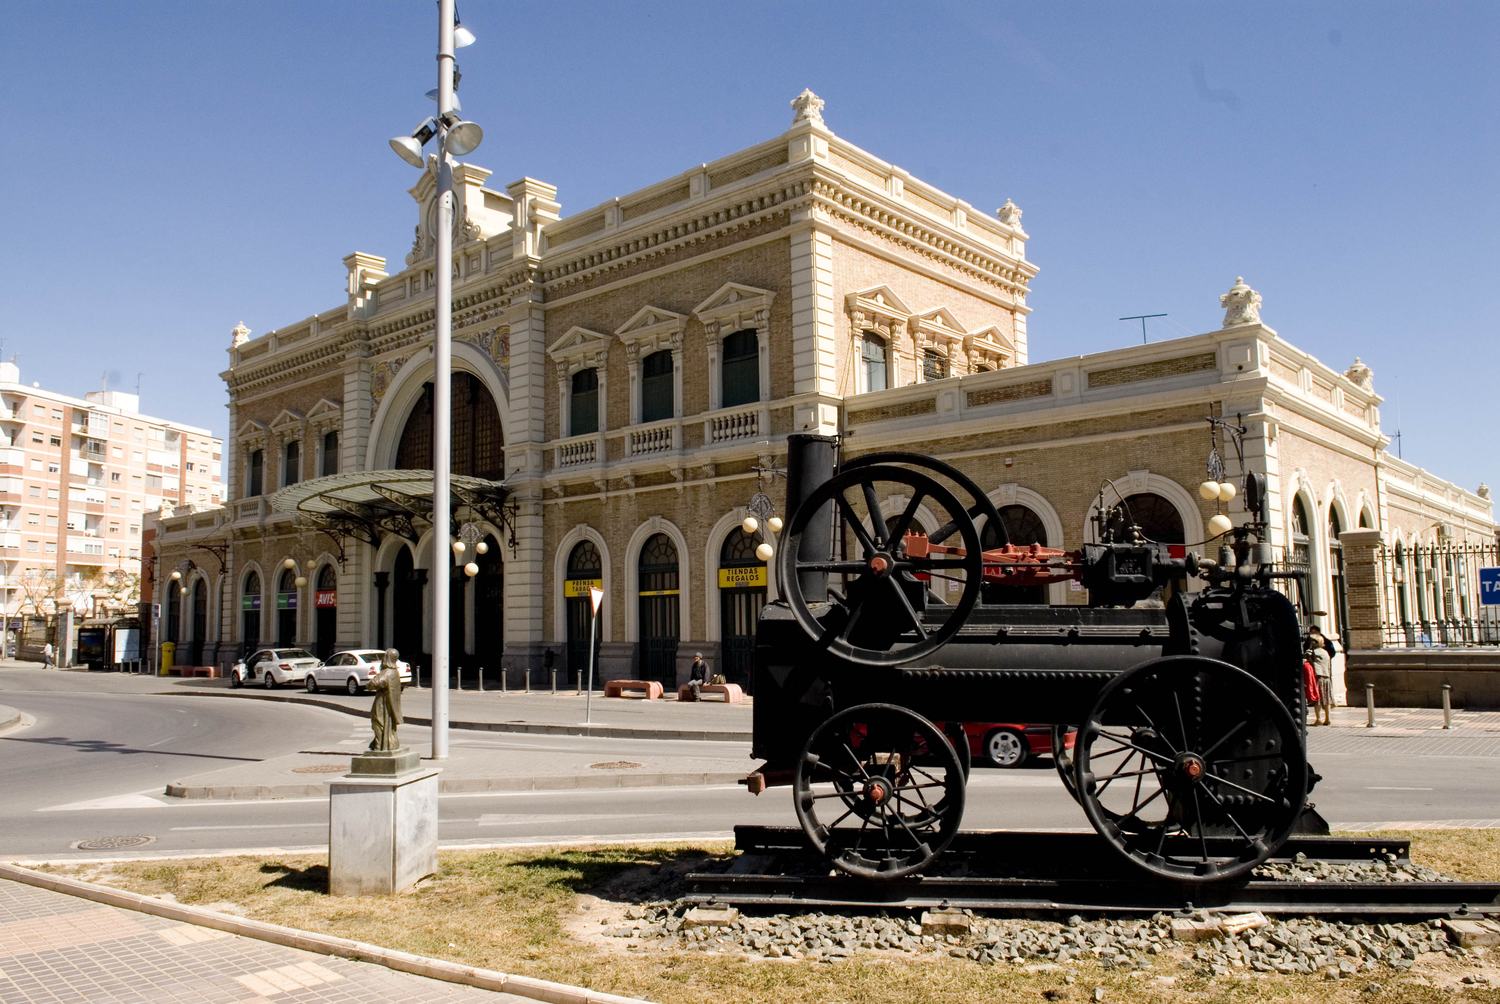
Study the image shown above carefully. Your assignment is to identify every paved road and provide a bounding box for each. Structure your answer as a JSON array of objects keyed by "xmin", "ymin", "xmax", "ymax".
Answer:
[{"xmin": 4, "ymin": 666, "xmax": 1500, "ymax": 864}]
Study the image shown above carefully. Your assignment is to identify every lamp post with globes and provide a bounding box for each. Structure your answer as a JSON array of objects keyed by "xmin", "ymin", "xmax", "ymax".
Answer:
[{"xmin": 388, "ymin": 0, "xmax": 483, "ymax": 760}]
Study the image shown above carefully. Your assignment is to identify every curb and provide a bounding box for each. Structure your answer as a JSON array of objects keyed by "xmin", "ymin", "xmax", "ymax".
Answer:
[
  {"xmin": 0, "ymin": 704, "xmax": 21, "ymax": 732},
  {"xmin": 159, "ymin": 688, "xmax": 752, "ymax": 742},
  {"xmin": 165, "ymin": 769, "xmax": 749, "ymax": 800},
  {"xmin": 0, "ymin": 861, "xmax": 653, "ymax": 1004}
]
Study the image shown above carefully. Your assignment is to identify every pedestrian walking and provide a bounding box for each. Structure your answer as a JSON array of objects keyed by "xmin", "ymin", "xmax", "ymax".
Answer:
[
  {"xmin": 42, "ymin": 641, "xmax": 54, "ymax": 670},
  {"xmin": 1306, "ymin": 625, "xmax": 1332, "ymax": 726}
]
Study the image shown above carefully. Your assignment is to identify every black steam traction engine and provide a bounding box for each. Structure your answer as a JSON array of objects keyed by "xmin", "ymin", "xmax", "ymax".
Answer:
[{"xmin": 745, "ymin": 436, "xmax": 1321, "ymax": 885}]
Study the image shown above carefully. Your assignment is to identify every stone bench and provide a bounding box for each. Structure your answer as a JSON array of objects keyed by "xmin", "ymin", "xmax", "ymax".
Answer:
[
  {"xmin": 172, "ymin": 665, "xmax": 219, "ymax": 678},
  {"xmin": 676, "ymin": 682, "xmax": 746, "ymax": 703},
  {"xmin": 604, "ymin": 678, "xmax": 663, "ymax": 700}
]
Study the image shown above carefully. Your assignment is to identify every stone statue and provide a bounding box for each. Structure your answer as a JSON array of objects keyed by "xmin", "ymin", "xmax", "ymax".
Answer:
[
  {"xmin": 1344, "ymin": 357, "xmax": 1374, "ymax": 391},
  {"xmin": 790, "ymin": 88, "xmax": 825, "ymax": 127},
  {"xmin": 997, "ymin": 199, "xmax": 1023, "ymax": 227},
  {"xmin": 1219, "ymin": 277, "xmax": 1263, "ymax": 327},
  {"xmin": 369, "ymin": 648, "xmax": 403, "ymax": 752}
]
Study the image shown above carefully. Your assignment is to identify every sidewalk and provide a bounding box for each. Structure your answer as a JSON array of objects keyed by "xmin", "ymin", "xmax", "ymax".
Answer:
[{"xmin": 0, "ymin": 868, "xmax": 646, "ymax": 1004}]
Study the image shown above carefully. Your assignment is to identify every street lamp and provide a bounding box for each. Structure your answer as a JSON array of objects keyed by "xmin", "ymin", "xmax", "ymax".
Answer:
[{"xmin": 388, "ymin": 0, "xmax": 484, "ymax": 760}]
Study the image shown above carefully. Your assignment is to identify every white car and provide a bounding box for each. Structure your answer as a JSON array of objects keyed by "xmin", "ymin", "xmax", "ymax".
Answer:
[
  {"xmin": 306, "ymin": 649, "xmax": 412, "ymax": 696},
  {"xmin": 230, "ymin": 648, "xmax": 321, "ymax": 689}
]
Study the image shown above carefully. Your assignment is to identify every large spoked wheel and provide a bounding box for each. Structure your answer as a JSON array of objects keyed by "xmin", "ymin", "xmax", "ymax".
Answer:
[
  {"xmin": 1075, "ymin": 656, "xmax": 1306, "ymax": 883},
  {"xmin": 842, "ymin": 452, "xmax": 1006, "ymax": 548},
  {"xmin": 794, "ymin": 703, "xmax": 966, "ymax": 879},
  {"xmin": 779, "ymin": 465, "xmax": 983, "ymax": 666}
]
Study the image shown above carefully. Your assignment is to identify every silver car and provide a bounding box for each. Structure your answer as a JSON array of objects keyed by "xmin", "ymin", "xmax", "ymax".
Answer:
[
  {"xmin": 306, "ymin": 649, "xmax": 412, "ymax": 696},
  {"xmin": 230, "ymin": 648, "xmax": 321, "ymax": 689}
]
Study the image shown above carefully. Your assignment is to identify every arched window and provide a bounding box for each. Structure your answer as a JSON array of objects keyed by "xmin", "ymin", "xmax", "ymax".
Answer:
[
  {"xmin": 721, "ymin": 329, "xmax": 759, "ymax": 408},
  {"xmin": 636, "ymin": 533, "xmax": 679, "ymax": 684},
  {"xmin": 570, "ymin": 368, "xmax": 599, "ymax": 436},
  {"xmin": 1290, "ymin": 496, "xmax": 1312, "ymax": 621},
  {"xmin": 921, "ymin": 347, "xmax": 949, "ymax": 382},
  {"xmin": 861, "ymin": 333, "xmax": 888, "ymax": 392},
  {"xmin": 564, "ymin": 539, "xmax": 603, "ymax": 686},
  {"xmin": 395, "ymin": 373, "xmax": 504, "ymax": 479},
  {"xmin": 640, "ymin": 350, "xmax": 674, "ymax": 423},
  {"xmin": 246, "ymin": 449, "xmax": 264, "ymax": 498},
  {"xmin": 283, "ymin": 440, "xmax": 300, "ymax": 488},
  {"xmin": 314, "ymin": 565, "xmax": 338, "ymax": 659},
  {"xmin": 241, "ymin": 571, "xmax": 261, "ymax": 655},
  {"xmin": 320, "ymin": 430, "xmax": 339, "ymax": 477},
  {"xmin": 1119, "ymin": 493, "xmax": 1185, "ymax": 544},
  {"xmin": 1394, "ymin": 541, "xmax": 1412, "ymax": 643},
  {"xmin": 981, "ymin": 505, "xmax": 1049, "ymax": 604}
]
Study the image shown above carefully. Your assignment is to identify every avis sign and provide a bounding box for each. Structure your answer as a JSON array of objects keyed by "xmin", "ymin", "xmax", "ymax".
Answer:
[{"xmin": 1481, "ymin": 567, "xmax": 1500, "ymax": 606}]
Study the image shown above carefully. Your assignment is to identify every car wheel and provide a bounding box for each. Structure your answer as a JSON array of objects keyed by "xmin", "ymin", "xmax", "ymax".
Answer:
[
  {"xmin": 346, "ymin": 677, "xmax": 360, "ymax": 696},
  {"xmin": 305, "ymin": 675, "xmax": 319, "ymax": 693},
  {"xmin": 984, "ymin": 727, "xmax": 1028, "ymax": 768},
  {"xmin": 263, "ymin": 669, "xmax": 276, "ymax": 689},
  {"xmin": 229, "ymin": 670, "xmax": 243, "ymax": 689}
]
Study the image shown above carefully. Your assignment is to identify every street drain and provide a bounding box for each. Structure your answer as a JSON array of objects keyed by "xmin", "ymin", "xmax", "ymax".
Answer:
[
  {"xmin": 74, "ymin": 835, "xmax": 155, "ymax": 851},
  {"xmin": 589, "ymin": 761, "xmax": 643, "ymax": 770},
  {"xmin": 292, "ymin": 764, "xmax": 349, "ymax": 774}
]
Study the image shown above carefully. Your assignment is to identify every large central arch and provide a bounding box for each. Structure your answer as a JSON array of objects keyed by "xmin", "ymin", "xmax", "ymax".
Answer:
[{"xmin": 366, "ymin": 342, "xmax": 511, "ymax": 470}]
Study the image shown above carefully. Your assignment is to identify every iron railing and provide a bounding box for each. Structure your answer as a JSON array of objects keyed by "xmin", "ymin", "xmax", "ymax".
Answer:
[{"xmin": 1377, "ymin": 540, "xmax": 1500, "ymax": 648}]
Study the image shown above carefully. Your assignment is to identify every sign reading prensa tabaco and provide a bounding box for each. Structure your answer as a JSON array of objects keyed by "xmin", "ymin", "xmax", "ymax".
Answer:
[
  {"xmin": 564, "ymin": 578, "xmax": 603, "ymax": 598},
  {"xmin": 1480, "ymin": 567, "xmax": 1500, "ymax": 606}
]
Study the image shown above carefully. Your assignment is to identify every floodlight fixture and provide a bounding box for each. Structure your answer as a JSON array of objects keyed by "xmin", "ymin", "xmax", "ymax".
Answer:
[
  {"xmin": 453, "ymin": 8, "xmax": 476, "ymax": 47},
  {"xmin": 444, "ymin": 116, "xmax": 483, "ymax": 156},
  {"xmin": 388, "ymin": 117, "xmax": 438, "ymax": 168}
]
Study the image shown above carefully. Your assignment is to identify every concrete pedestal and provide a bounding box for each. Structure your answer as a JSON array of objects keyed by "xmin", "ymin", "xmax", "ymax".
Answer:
[{"xmin": 328, "ymin": 754, "xmax": 439, "ymax": 896}]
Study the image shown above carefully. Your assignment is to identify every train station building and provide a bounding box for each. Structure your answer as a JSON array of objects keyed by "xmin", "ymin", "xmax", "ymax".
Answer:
[{"xmin": 146, "ymin": 90, "xmax": 1494, "ymax": 689}]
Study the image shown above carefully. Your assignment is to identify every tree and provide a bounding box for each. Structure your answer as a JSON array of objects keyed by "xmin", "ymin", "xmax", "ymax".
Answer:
[{"xmin": 15, "ymin": 568, "xmax": 64, "ymax": 618}]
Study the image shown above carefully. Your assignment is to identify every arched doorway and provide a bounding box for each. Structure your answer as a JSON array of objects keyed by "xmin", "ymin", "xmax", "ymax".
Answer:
[
  {"xmin": 637, "ymin": 533, "xmax": 679, "ymax": 685},
  {"xmin": 471, "ymin": 534, "xmax": 503, "ymax": 681},
  {"xmin": 394, "ymin": 372, "xmax": 504, "ymax": 479},
  {"xmin": 314, "ymin": 565, "xmax": 337, "ymax": 659},
  {"xmin": 276, "ymin": 569, "xmax": 297, "ymax": 646},
  {"xmin": 1119, "ymin": 493, "xmax": 1186, "ymax": 546},
  {"xmin": 240, "ymin": 571, "xmax": 261, "ymax": 657},
  {"xmin": 166, "ymin": 582, "xmax": 181, "ymax": 644},
  {"xmin": 1328, "ymin": 508, "xmax": 1348, "ymax": 649},
  {"xmin": 1394, "ymin": 541, "xmax": 1412, "ymax": 645},
  {"xmin": 189, "ymin": 579, "xmax": 207, "ymax": 665},
  {"xmin": 564, "ymin": 540, "xmax": 602, "ymax": 688},
  {"xmin": 718, "ymin": 528, "xmax": 766, "ymax": 690},
  {"xmin": 981, "ymin": 504, "xmax": 1049, "ymax": 604},
  {"xmin": 392, "ymin": 547, "xmax": 425, "ymax": 672}
]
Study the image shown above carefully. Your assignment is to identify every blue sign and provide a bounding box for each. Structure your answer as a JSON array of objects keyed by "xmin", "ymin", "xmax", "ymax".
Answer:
[{"xmin": 1481, "ymin": 567, "xmax": 1500, "ymax": 606}]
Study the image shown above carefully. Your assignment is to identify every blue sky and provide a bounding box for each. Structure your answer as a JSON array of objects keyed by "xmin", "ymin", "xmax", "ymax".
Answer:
[{"xmin": 1, "ymin": 2, "xmax": 1494, "ymax": 498}]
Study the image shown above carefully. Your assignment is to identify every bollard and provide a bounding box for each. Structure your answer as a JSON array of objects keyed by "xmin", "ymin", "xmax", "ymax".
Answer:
[
  {"xmin": 551, "ymin": 667, "xmax": 557, "ymax": 693},
  {"xmin": 501, "ymin": 668, "xmax": 507, "ymax": 692},
  {"xmin": 477, "ymin": 666, "xmax": 484, "ymax": 693},
  {"xmin": 415, "ymin": 664, "xmax": 422, "ymax": 689},
  {"xmin": 524, "ymin": 670, "xmax": 531, "ymax": 693},
  {"xmin": 1442, "ymin": 683, "xmax": 1452, "ymax": 729},
  {"xmin": 1365, "ymin": 682, "xmax": 1375, "ymax": 728},
  {"xmin": 456, "ymin": 667, "xmax": 462, "ymax": 692}
]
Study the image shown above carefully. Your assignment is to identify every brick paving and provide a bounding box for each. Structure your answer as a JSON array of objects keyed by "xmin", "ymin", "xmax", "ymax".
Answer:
[{"xmin": 0, "ymin": 879, "xmax": 532, "ymax": 1004}]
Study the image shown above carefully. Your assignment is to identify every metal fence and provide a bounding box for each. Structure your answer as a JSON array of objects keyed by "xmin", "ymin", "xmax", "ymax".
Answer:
[{"xmin": 1377, "ymin": 540, "xmax": 1500, "ymax": 648}]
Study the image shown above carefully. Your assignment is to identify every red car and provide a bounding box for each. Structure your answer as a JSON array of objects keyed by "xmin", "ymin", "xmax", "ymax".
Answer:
[{"xmin": 951, "ymin": 722, "xmax": 1073, "ymax": 768}]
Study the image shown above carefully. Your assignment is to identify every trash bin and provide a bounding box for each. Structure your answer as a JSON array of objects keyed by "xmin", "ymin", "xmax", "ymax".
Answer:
[{"xmin": 160, "ymin": 641, "xmax": 175, "ymax": 676}]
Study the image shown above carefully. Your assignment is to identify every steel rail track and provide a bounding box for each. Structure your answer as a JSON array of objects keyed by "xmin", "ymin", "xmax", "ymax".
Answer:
[{"xmin": 682, "ymin": 827, "xmax": 1500, "ymax": 918}]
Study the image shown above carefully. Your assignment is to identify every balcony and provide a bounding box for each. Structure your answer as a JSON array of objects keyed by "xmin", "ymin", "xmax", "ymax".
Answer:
[
  {"xmin": 626, "ymin": 418, "xmax": 679, "ymax": 458},
  {"xmin": 704, "ymin": 404, "xmax": 765, "ymax": 445},
  {"xmin": 555, "ymin": 433, "xmax": 601, "ymax": 469}
]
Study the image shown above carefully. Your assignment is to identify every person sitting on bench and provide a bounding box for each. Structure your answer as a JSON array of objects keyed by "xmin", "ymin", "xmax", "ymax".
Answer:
[{"xmin": 688, "ymin": 652, "xmax": 708, "ymax": 697}]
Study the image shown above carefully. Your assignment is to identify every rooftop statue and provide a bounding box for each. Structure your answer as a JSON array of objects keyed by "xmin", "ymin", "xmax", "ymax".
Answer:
[{"xmin": 1219, "ymin": 276, "xmax": 1263, "ymax": 327}]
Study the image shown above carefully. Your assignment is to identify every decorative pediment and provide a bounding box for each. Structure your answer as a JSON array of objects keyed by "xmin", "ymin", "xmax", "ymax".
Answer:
[
  {"xmin": 305, "ymin": 399, "xmax": 343, "ymax": 429},
  {"xmin": 547, "ymin": 327, "xmax": 612, "ymax": 377},
  {"xmin": 269, "ymin": 409, "xmax": 305, "ymax": 435},
  {"xmin": 693, "ymin": 283, "xmax": 774, "ymax": 334},
  {"xmin": 845, "ymin": 285, "xmax": 913, "ymax": 329},
  {"xmin": 614, "ymin": 306, "xmax": 686, "ymax": 355},
  {"xmin": 963, "ymin": 324, "xmax": 1015, "ymax": 370},
  {"xmin": 910, "ymin": 307, "xmax": 968, "ymax": 346},
  {"xmin": 239, "ymin": 419, "xmax": 268, "ymax": 450}
]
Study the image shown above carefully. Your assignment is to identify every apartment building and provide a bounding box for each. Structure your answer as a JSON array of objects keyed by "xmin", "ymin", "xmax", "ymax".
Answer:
[{"xmin": 0, "ymin": 361, "xmax": 223, "ymax": 617}]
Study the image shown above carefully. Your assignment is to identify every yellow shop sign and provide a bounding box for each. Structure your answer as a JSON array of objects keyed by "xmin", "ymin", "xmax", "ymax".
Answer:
[
  {"xmin": 564, "ymin": 578, "xmax": 603, "ymax": 598},
  {"xmin": 718, "ymin": 565, "xmax": 768, "ymax": 589}
]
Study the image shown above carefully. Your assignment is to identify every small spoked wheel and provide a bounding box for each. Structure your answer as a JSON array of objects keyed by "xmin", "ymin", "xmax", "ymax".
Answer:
[
  {"xmin": 1075, "ymin": 656, "xmax": 1306, "ymax": 883},
  {"xmin": 305, "ymin": 675, "xmax": 319, "ymax": 694},
  {"xmin": 779, "ymin": 465, "xmax": 983, "ymax": 666},
  {"xmin": 346, "ymin": 677, "xmax": 360, "ymax": 696},
  {"xmin": 793, "ymin": 703, "xmax": 966, "ymax": 879},
  {"xmin": 262, "ymin": 670, "xmax": 276, "ymax": 689}
]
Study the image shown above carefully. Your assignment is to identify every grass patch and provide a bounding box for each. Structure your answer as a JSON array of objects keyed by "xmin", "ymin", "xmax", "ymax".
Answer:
[{"xmin": 39, "ymin": 831, "xmax": 1500, "ymax": 1004}]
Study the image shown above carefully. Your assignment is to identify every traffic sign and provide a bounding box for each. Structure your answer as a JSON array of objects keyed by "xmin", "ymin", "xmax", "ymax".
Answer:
[{"xmin": 1480, "ymin": 567, "xmax": 1500, "ymax": 606}]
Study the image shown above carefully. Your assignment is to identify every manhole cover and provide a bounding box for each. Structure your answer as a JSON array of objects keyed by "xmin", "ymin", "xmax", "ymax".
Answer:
[
  {"xmin": 74, "ymin": 835, "xmax": 155, "ymax": 851},
  {"xmin": 589, "ymin": 760, "xmax": 643, "ymax": 770},
  {"xmin": 292, "ymin": 764, "xmax": 349, "ymax": 774}
]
